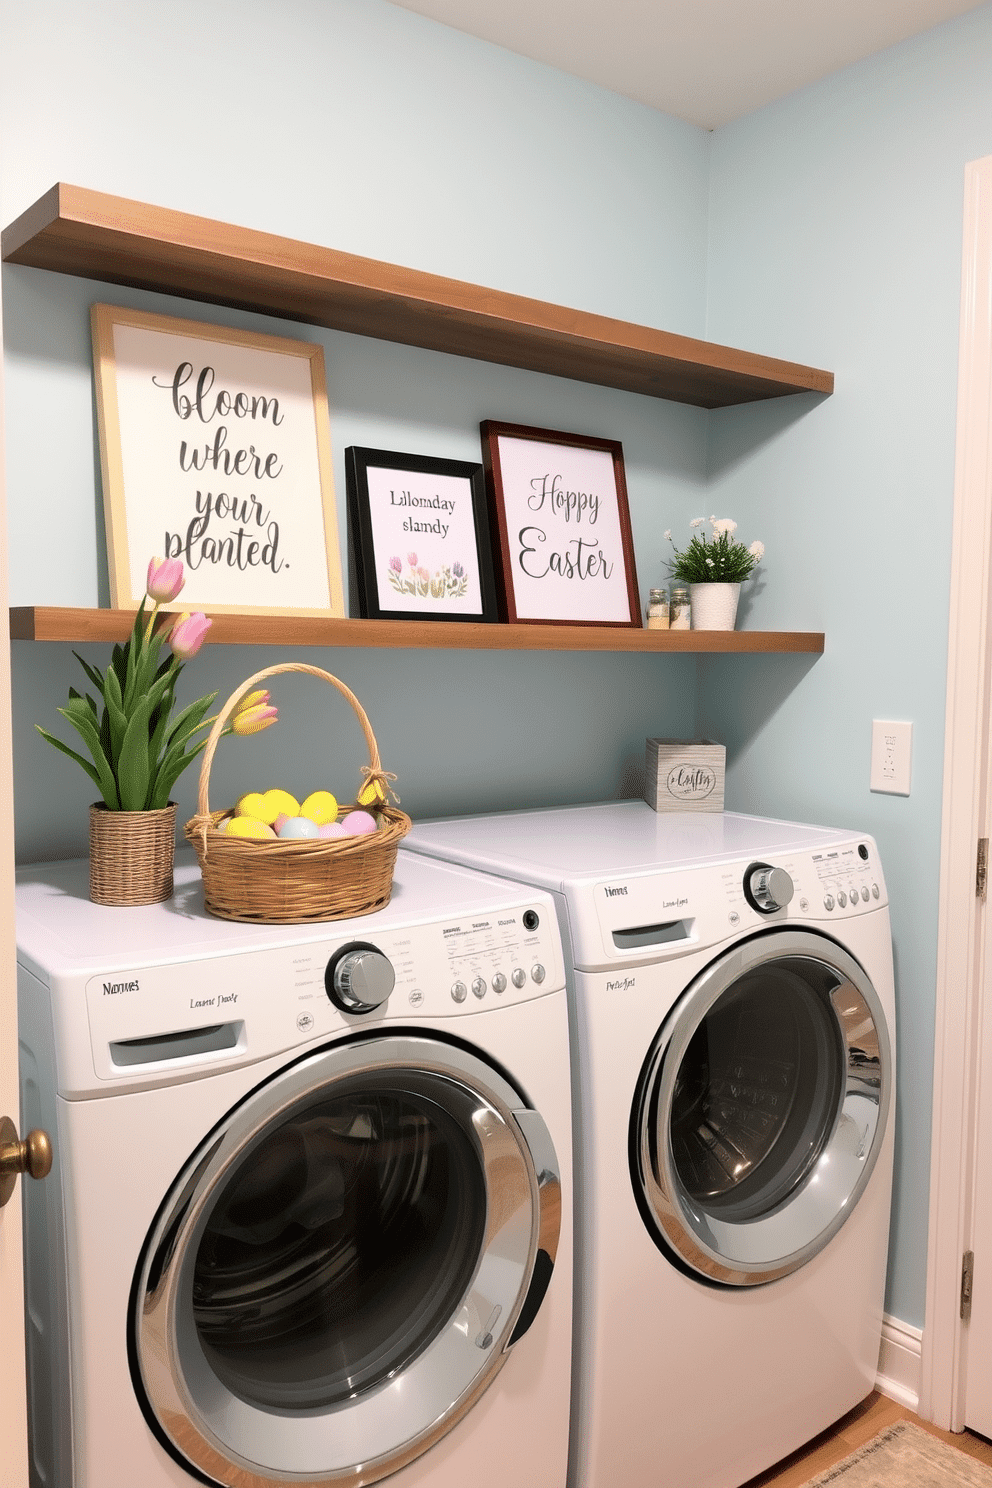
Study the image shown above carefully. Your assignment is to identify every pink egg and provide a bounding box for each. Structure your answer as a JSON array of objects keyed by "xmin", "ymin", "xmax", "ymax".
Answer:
[
  {"xmin": 318, "ymin": 821, "xmax": 349, "ymax": 838},
  {"xmin": 338, "ymin": 810, "xmax": 378, "ymax": 836},
  {"xmin": 273, "ymin": 812, "xmax": 290, "ymax": 833}
]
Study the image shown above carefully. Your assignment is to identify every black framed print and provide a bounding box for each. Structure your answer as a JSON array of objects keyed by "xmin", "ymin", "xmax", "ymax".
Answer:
[
  {"xmin": 345, "ymin": 447, "xmax": 499, "ymax": 622},
  {"xmin": 480, "ymin": 420, "xmax": 641, "ymax": 627}
]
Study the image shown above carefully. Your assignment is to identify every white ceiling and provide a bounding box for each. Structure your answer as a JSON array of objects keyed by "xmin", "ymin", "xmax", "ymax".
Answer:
[{"xmin": 388, "ymin": 0, "xmax": 987, "ymax": 129}]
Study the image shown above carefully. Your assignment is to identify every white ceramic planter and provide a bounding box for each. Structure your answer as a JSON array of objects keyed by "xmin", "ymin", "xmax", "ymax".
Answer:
[{"xmin": 689, "ymin": 582, "xmax": 741, "ymax": 630}]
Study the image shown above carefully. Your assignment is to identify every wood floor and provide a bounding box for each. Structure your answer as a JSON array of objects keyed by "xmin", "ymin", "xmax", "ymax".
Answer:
[{"xmin": 740, "ymin": 1391, "xmax": 992, "ymax": 1486}]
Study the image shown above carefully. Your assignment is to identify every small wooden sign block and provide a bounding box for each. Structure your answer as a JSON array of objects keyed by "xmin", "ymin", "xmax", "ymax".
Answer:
[{"xmin": 645, "ymin": 738, "xmax": 726, "ymax": 813}]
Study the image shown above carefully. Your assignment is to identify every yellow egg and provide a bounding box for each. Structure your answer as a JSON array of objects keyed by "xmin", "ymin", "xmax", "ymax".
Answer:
[
  {"xmin": 357, "ymin": 778, "xmax": 387, "ymax": 808},
  {"xmin": 300, "ymin": 790, "xmax": 338, "ymax": 826},
  {"xmin": 262, "ymin": 788, "xmax": 300, "ymax": 818},
  {"xmin": 235, "ymin": 791, "xmax": 279, "ymax": 824},
  {"xmin": 225, "ymin": 816, "xmax": 276, "ymax": 840}
]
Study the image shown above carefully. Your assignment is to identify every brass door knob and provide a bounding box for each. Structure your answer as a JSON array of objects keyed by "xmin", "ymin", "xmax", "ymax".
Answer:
[{"xmin": 0, "ymin": 1115, "xmax": 53, "ymax": 1209}]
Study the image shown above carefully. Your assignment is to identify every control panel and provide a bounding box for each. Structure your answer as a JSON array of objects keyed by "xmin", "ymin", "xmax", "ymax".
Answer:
[
  {"xmin": 583, "ymin": 835, "xmax": 887, "ymax": 971},
  {"xmin": 80, "ymin": 900, "xmax": 562, "ymax": 1086}
]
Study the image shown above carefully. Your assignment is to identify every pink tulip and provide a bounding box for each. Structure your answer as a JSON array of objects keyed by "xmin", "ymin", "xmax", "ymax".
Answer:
[
  {"xmin": 146, "ymin": 556, "xmax": 185, "ymax": 603},
  {"xmin": 231, "ymin": 703, "xmax": 278, "ymax": 736},
  {"xmin": 168, "ymin": 611, "xmax": 212, "ymax": 659}
]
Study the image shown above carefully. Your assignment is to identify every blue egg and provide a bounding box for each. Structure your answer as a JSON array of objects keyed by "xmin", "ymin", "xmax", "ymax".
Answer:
[{"xmin": 278, "ymin": 815, "xmax": 319, "ymax": 839}]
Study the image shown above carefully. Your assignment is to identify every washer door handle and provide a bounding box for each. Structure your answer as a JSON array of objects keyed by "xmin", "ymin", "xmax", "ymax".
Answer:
[{"xmin": 507, "ymin": 1107, "xmax": 562, "ymax": 1346}]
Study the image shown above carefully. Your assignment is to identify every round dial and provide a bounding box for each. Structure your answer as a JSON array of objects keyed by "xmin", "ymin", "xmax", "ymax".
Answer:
[
  {"xmin": 746, "ymin": 864, "xmax": 795, "ymax": 914},
  {"xmin": 325, "ymin": 943, "xmax": 395, "ymax": 1013}
]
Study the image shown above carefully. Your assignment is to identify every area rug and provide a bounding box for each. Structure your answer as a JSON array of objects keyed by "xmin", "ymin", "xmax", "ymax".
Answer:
[{"xmin": 805, "ymin": 1421, "xmax": 992, "ymax": 1486}]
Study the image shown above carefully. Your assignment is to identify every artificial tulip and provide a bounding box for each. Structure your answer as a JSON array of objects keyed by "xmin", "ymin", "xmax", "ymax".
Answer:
[
  {"xmin": 146, "ymin": 556, "xmax": 185, "ymax": 603},
  {"xmin": 231, "ymin": 701, "xmax": 278, "ymax": 736},
  {"xmin": 169, "ymin": 611, "xmax": 212, "ymax": 660}
]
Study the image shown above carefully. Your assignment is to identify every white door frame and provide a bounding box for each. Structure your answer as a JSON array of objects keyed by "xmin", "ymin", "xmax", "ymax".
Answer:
[
  {"xmin": 921, "ymin": 152, "xmax": 992, "ymax": 1430},
  {"xmin": 0, "ymin": 257, "xmax": 30, "ymax": 1480}
]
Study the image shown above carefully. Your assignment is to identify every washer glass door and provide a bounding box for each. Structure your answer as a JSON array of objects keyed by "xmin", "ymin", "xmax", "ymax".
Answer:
[
  {"xmin": 632, "ymin": 930, "xmax": 890, "ymax": 1286},
  {"xmin": 132, "ymin": 1034, "xmax": 561, "ymax": 1487}
]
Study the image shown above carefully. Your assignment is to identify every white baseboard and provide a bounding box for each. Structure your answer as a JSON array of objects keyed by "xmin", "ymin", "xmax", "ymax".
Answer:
[{"xmin": 876, "ymin": 1314, "xmax": 923, "ymax": 1411}]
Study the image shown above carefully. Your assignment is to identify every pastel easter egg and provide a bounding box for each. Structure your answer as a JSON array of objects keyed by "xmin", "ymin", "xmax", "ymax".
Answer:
[
  {"xmin": 318, "ymin": 821, "xmax": 349, "ymax": 838},
  {"xmin": 235, "ymin": 791, "xmax": 278, "ymax": 825},
  {"xmin": 273, "ymin": 813, "xmax": 290, "ymax": 834},
  {"xmin": 339, "ymin": 809, "xmax": 378, "ymax": 836},
  {"xmin": 263, "ymin": 788, "xmax": 300, "ymax": 819},
  {"xmin": 225, "ymin": 816, "xmax": 277, "ymax": 840},
  {"xmin": 278, "ymin": 816, "xmax": 319, "ymax": 840},
  {"xmin": 300, "ymin": 790, "xmax": 339, "ymax": 826}
]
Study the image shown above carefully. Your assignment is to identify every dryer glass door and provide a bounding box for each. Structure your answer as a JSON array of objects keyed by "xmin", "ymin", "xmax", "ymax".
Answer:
[
  {"xmin": 632, "ymin": 930, "xmax": 890, "ymax": 1286},
  {"xmin": 132, "ymin": 1035, "xmax": 561, "ymax": 1488}
]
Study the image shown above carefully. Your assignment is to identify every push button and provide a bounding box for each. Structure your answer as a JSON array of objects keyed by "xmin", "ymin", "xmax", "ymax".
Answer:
[
  {"xmin": 872, "ymin": 884, "xmax": 880, "ymax": 899},
  {"xmin": 511, "ymin": 968, "xmax": 527, "ymax": 988},
  {"xmin": 824, "ymin": 895, "xmax": 835, "ymax": 911},
  {"xmin": 492, "ymin": 972, "xmax": 507, "ymax": 994},
  {"xmin": 531, "ymin": 964, "xmax": 546, "ymax": 984},
  {"xmin": 472, "ymin": 977, "xmax": 487, "ymax": 999},
  {"xmin": 837, "ymin": 891, "xmax": 847, "ymax": 908},
  {"xmin": 451, "ymin": 981, "xmax": 467, "ymax": 1004},
  {"xmin": 861, "ymin": 887, "xmax": 870, "ymax": 903}
]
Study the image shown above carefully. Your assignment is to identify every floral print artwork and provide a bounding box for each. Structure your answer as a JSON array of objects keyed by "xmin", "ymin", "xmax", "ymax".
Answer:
[{"xmin": 386, "ymin": 552, "xmax": 469, "ymax": 601}]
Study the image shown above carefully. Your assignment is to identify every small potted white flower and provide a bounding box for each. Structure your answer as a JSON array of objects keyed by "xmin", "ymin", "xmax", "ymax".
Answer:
[{"xmin": 664, "ymin": 516, "xmax": 765, "ymax": 630}]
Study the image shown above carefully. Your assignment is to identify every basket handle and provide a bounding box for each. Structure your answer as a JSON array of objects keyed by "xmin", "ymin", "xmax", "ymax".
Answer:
[{"xmin": 195, "ymin": 663, "xmax": 387, "ymax": 819}]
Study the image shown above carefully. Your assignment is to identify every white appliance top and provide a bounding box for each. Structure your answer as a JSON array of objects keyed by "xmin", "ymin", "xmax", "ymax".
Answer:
[
  {"xmin": 403, "ymin": 801, "xmax": 889, "ymax": 972},
  {"xmin": 406, "ymin": 801, "xmax": 863, "ymax": 887},
  {"xmin": 16, "ymin": 851, "xmax": 565, "ymax": 1098},
  {"xmin": 15, "ymin": 849, "xmax": 546, "ymax": 976}
]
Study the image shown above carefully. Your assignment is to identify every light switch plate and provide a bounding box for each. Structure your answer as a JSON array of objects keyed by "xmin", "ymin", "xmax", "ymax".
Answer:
[{"xmin": 870, "ymin": 719, "xmax": 912, "ymax": 795}]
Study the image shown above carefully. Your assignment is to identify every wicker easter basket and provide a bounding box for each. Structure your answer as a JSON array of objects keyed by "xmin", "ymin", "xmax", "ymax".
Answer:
[{"xmin": 185, "ymin": 663, "xmax": 411, "ymax": 924}]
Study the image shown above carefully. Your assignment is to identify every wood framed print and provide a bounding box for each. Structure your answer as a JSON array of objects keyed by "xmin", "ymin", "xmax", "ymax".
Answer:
[
  {"xmin": 91, "ymin": 303, "xmax": 344, "ymax": 616},
  {"xmin": 345, "ymin": 447, "xmax": 499, "ymax": 622},
  {"xmin": 480, "ymin": 420, "xmax": 641, "ymax": 626}
]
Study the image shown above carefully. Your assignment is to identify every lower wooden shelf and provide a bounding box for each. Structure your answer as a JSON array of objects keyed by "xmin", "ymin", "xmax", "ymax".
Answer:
[{"xmin": 10, "ymin": 608, "xmax": 825, "ymax": 655}]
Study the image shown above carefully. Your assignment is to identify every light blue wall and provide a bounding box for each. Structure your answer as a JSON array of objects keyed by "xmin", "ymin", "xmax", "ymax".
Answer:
[
  {"xmin": 4, "ymin": 0, "xmax": 988, "ymax": 1336},
  {"xmin": 0, "ymin": 0, "xmax": 711, "ymax": 853},
  {"xmin": 702, "ymin": 6, "xmax": 992, "ymax": 1327}
]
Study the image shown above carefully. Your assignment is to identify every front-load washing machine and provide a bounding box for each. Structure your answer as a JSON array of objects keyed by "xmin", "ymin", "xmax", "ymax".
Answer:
[
  {"xmin": 16, "ymin": 850, "xmax": 572, "ymax": 1488},
  {"xmin": 403, "ymin": 801, "xmax": 895, "ymax": 1488}
]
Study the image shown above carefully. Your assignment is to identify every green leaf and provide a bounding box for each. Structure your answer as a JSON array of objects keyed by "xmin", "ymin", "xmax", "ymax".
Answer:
[
  {"xmin": 35, "ymin": 726, "xmax": 111, "ymax": 802},
  {"xmin": 116, "ymin": 689, "xmax": 162, "ymax": 810},
  {"xmin": 52, "ymin": 708, "xmax": 119, "ymax": 807},
  {"xmin": 110, "ymin": 642, "xmax": 127, "ymax": 695},
  {"xmin": 102, "ymin": 665, "xmax": 128, "ymax": 764},
  {"xmin": 165, "ymin": 693, "xmax": 216, "ymax": 750},
  {"xmin": 148, "ymin": 751, "xmax": 200, "ymax": 809},
  {"xmin": 72, "ymin": 652, "xmax": 105, "ymax": 694}
]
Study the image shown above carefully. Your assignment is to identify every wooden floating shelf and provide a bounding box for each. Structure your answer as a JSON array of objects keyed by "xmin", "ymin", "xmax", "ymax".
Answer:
[
  {"xmin": 2, "ymin": 184, "xmax": 833, "ymax": 409},
  {"xmin": 9, "ymin": 608, "xmax": 825, "ymax": 655}
]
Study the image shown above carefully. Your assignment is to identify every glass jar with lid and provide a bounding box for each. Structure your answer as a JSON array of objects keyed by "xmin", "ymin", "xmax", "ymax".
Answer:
[
  {"xmin": 670, "ymin": 585, "xmax": 691, "ymax": 631},
  {"xmin": 645, "ymin": 588, "xmax": 670, "ymax": 630}
]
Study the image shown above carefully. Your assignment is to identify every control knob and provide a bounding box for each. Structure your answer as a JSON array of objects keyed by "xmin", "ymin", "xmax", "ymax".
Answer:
[
  {"xmin": 746, "ymin": 864, "xmax": 795, "ymax": 914},
  {"xmin": 326, "ymin": 943, "xmax": 395, "ymax": 1013}
]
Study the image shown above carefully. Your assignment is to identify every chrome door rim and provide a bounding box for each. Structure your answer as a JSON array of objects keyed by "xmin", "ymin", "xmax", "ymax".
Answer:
[
  {"xmin": 634, "ymin": 930, "xmax": 890, "ymax": 1286},
  {"xmin": 134, "ymin": 1034, "xmax": 561, "ymax": 1487}
]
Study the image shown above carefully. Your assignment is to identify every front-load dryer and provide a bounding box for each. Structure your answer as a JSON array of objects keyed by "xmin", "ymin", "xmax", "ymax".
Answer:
[
  {"xmin": 403, "ymin": 801, "xmax": 896, "ymax": 1488},
  {"xmin": 16, "ymin": 851, "xmax": 572, "ymax": 1488}
]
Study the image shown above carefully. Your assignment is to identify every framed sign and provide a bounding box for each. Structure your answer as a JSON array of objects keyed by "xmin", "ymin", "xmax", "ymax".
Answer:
[
  {"xmin": 479, "ymin": 420, "xmax": 641, "ymax": 626},
  {"xmin": 345, "ymin": 447, "xmax": 499, "ymax": 622},
  {"xmin": 91, "ymin": 304, "xmax": 344, "ymax": 615}
]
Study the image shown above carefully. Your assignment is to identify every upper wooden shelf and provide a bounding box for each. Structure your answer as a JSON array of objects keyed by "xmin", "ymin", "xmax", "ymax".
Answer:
[
  {"xmin": 9, "ymin": 608, "xmax": 824, "ymax": 655},
  {"xmin": 2, "ymin": 184, "xmax": 834, "ymax": 410}
]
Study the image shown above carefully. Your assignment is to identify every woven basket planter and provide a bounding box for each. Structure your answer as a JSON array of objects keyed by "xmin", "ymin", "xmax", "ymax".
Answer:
[
  {"xmin": 185, "ymin": 663, "xmax": 411, "ymax": 924},
  {"xmin": 89, "ymin": 801, "xmax": 177, "ymax": 906}
]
